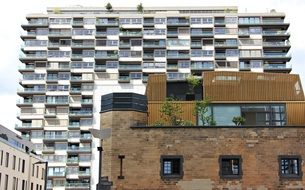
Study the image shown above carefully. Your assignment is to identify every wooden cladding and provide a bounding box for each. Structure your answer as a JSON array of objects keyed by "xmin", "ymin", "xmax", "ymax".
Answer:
[
  {"xmin": 286, "ymin": 102, "xmax": 305, "ymax": 126},
  {"xmin": 203, "ymin": 71, "xmax": 305, "ymax": 101},
  {"xmin": 148, "ymin": 101, "xmax": 196, "ymax": 125},
  {"xmin": 145, "ymin": 74, "xmax": 167, "ymax": 101}
]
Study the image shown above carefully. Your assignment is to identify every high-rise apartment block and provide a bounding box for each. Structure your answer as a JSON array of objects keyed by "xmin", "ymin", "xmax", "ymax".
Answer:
[{"xmin": 17, "ymin": 6, "xmax": 291, "ymax": 189}]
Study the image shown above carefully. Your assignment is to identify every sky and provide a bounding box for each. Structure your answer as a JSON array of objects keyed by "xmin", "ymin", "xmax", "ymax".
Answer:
[{"xmin": 0, "ymin": 0, "xmax": 304, "ymax": 132}]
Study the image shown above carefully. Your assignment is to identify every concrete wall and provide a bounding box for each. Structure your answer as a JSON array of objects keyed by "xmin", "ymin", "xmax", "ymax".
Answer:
[{"xmin": 100, "ymin": 110, "xmax": 305, "ymax": 190}]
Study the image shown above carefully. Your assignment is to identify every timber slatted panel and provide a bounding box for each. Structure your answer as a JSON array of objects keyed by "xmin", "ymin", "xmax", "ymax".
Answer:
[
  {"xmin": 203, "ymin": 71, "xmax": 305, "ymax": 101},
  {"xmin": 286, "ymin": 102, "xmax": 305, "ymax": 126},
  {"xmin": 145, "ymin": 74, "xmax": 167, "ymax": 101},
  {"xmin": 148, "ymin": 101, "xmax": 196, "ymax": 125}
]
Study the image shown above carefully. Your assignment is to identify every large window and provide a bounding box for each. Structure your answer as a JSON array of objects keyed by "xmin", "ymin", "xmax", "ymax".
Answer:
[
  {"xmin": 279, "ymin": 156, "xmax": 302, "ymax": 179},
  {"xmin": 219, "ymin": 155, "xmax": 242, "ymax": 179},
  {"xmin": 160, "ymin": 155, "xmax": 183, "ymax": 179},
  {"xmin": 213, "ymin": 106, "xmax": 241, "ymax": 126}
]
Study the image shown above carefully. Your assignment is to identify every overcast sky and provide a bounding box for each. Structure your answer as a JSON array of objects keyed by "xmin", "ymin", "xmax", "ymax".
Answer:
[{"xmin": 0, "ymin": 0, "xmax": 304, "ymax": 132}]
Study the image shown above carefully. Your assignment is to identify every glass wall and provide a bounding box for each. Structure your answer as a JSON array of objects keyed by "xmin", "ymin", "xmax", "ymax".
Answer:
[{"xmin": 197, "ymin": 104, "xmax": 286, "ymax": 126}]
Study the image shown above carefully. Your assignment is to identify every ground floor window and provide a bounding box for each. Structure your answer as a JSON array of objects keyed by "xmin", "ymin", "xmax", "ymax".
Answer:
[
  {"xmin": 219, "ymin": 155, "xmax": 242, "ymax": 179},
  {"xmin": 279, "ymin": 155, "xmax": 302, "ymax": 179},
  {"xmin": 160, "ymin": 155, "xmax": 183, "ymax": 179}
]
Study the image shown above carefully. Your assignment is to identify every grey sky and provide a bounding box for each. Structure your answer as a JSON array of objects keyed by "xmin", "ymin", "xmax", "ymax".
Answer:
[{"xmin": 0, "ymin": 0, "xmax": 304, "ymax": 131}]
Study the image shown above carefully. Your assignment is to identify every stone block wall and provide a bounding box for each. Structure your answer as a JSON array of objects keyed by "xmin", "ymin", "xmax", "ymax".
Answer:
[{"xmin": 100, "ymin": 110, "xmax": 305, "ymax": 190}]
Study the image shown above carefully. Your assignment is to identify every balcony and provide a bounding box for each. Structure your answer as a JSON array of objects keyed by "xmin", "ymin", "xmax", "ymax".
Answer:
[
  {"xmin": 119, "ymin": 31, "xmax": 142, "ymax": 37},
  {"xmin": 48, "ymin": 172, "xmax": 65, "ymax": 177},
  {"xmin": 214, "ymin": 42, "xmax": 238, "ymax": 48},
  {"xmin": 167, "ymin": 31, "xmax": 178, "ymax": 37},
  {"xmin": 72, "ymin": 20, "xmax": 84, "ymax": 26},
  {"xmin": 79, "ymin": 170, "xmax": 91, "ymax": 177},
  {"xmin": 71, "ymin": 42, "xmax": 95, "ymax": 49},
  {"xmin": 215, "ymin": 53, "xmax": 226, "ymax": 59},
  {"xmin": 45, "ymin": 100, "xmax": 69, "ymax": 105},
  {"xmin": 262, "ymin": 31, "xmax": 290, "ymax": 36},
  {"xmin": 67, "ymin": 158, "xmax": 79, "ymax": 164},
  {"xmin": 44, "ymin": 134, "xmax": 67, "ymax": 141},
  {"xmin": 119, "ymin": 65, "xmax": 142, "ymax": 71},
  {"xmin": 21, "ymin": 20, "xmax": 48, "ymax": 29},
  {"xmin": 69, "ymin": 110, "xmax": 93, "ymax": 117},
  {"xmin": 239, "ymin": 63, "xmax": 251, "ymax": 70},
  {"xmin": 68, "ymin": 123, "xmax": 80, "ymax": 129},
  {"xmin": 190, "ymin": 31, "xmax": 214, "ymax": 37},
  {"xmin": 70, "ymin": 87, "xmax": 82, "ymax": 94},
  {"xmin": 167, "ymin": 73, "xmax": 190, "ymax": 81},
  {"xmin": 167, "ymin": 53, "xmax": 190, "ymax": 59},
  {"xmin": 264, "ymin": 64, "xmax": 292, "ymax": 71},
  {"xmin": 143, "ymin": 42, "xmax": 166, "ymax": 48},
  {"xmin": 96, "ymin": 20, "xmax": 119, "ymax": 26},
  {"xmin": 15, "ymin": 124, "xmax": 43, "ymax": 130},
  {"xmin": 167, "ymin": 19, "xmax": 190, "ymax": 26},
  {"xmin": 16, "ymin": 99, "xmax": 34, "ymax": 106},
  {"xmin": 65, "ymin": 183, "xmax": 90, "ymax": 189},
  {"xmin": 191, "ymin": 63, "xmax": 214, "ymax": 70},
  {"xmin": 119, "ymin": 42, "xmax": 130, "ymax": 48},
  {"xmin": 95, "ymin": 53, "xmax": 118, "ymax": 59},
  {"xmin": 118, "ymin": 76, "xmax": 130, "ymax": 83},
  {"xmin": 262, "ymin": 41, "xmax": 291, "ymax": 47},
  {"xmin": 80, "ymin": 134, "xmax": 92, "ymax": 141},
  {"xmin": 19, "ymin": 53, "xmax": 47, "ymax": 61},
  {"xmin": 48, "ymin": 32, "xmax": 71, "ymax": 37},
  {"xmin": 67, "ymin": 146, "xmax": 91, "ymax": 152},
  {"xmin": 263, "ymin": 53, "xmax": 291, "ymax": 60},
  {"xmin": 191, "ymin": 42, "xmax": 202, "ymax": 48},
  {"xmin": 17, "ymin": 88, "xmax": 45, "ymax": 95}
]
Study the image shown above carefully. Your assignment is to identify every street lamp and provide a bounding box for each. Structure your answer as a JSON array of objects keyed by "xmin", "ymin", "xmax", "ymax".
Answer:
[
  {"xmin": 34, "ymin": 161, "xmax": 48, "ymax": 190},
  {"xmin": 89, "ymin": 128, "xmax": 112, "ymax": 190}
]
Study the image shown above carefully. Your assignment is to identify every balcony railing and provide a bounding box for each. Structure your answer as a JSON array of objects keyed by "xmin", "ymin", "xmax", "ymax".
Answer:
[
  {"xmin": 263, "ymin": 41, "xmax": 290, "ymax": 47},
  {"xmin": 167, "ymin": 54, "xmax": 190, "ymax": 59},
  {"xmin": 262, "ymin": 31, "xmax": 289, "ymax": 36},
  {"xmin": 119, "ymin": 31, "xmax": 142, "ymax": 36},
  {"xmin": 69, "ymin": 110, "xmax": 93, "ymax": 116},
  {"xmin": 65, "ymin": 183, "xmax": 90, "ymax": 188},
  {"xmin": 264, "ymin": 64, "xmax": 292, "ymax": 70},
  {"xmin": 44, "ymin": 134, "xmax": 67, "ymax": 140}
]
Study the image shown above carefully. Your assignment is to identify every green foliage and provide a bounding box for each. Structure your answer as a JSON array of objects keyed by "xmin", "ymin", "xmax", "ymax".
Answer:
[
  {"xmin": 194, "ymin": 98, "xmax": 215, "ymax": 126},
  {"xmin": 160, "ymin": 97, "xmax": 182, "ymax": 126},
  {"xmin": 180, "ymin": 120, "xmax": 194, "ymax": 126},
  {"xmin": 186, "ymin": 75, "xmax": 200, "ymax": 93},
  {"xmin": 105, "ymin": 3, "xmax": 113, "ymax": 12},
  {"xmin": 153, "ymin": 120, "xmax": 164, "ymax": 127},
  {"xmin": 137, "ymin": 3, "xmax": 144, "ymax": 13},
  {"xmin": 53, "ymin": 7, "xmax": 61, "ymax": 14},
  {"xmin": 232, "ymin": 116, "xmax": 246, "ymax": 126}
]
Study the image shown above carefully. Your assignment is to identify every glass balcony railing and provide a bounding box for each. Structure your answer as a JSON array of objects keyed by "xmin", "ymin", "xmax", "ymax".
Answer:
[
  {"xmin": 79, "ymin": 170, "xmax": 91, "ymax": 176},
  {"xmin": 190, "ymin": 31, "xmax": 214, "ymax": 36},
  {"xmin": 118, "ymin": 76, "xmax": 131, "ymax": 82},
  {"xmin": 263, "ymin": 53, "xmax": 290, "ymax": 58},
  {"xmin": 48, "ymin": 172, "xmax": 65, "ymax": 177},
  {"xmin": 67, "ymin": 158, "xmax": 79, "ymax": 163},
  {"xmin": 167, "ymin": 54, "xmax": 190, "ymax": 59},
  {"xmin": 167, "ymin": 20, "xmax": 189, "ymax": 25},
  {"xmin": 95, "ymin": 53, "xmax": 118, "ymax": 59},
  {"xmin": 214, "ymin": 42, "xmax": 238, "ymax": 47},
  {"xmin": 96, "ymin": 20, "xmax": 119, "ymax": 26},
  {"xmin": 119, "ymin": 65, "xmax": 142, "ymax": 70},
  {"xmin": 143, "ymin": 42, "xmax": 166, "ymax": 48},
  {"xmin": 70, "ymin": 88, "xmax": 81, "ymax": 93},
  {"xmin": 167, "ymin": 73, "xmax": 190, "ymax": 81},
  {"xmin": 69, "ymin": 110, "xmax": 93, "ymax": 116},
  {"xmin": 67, "ymin": 147, "xmax": 91, "ymax": 151},
  {"xmin": 65, "ymin": 183, "xmax": 90, "ymax": 188},
  {"xmin": 215, "ymin": 53, "xmax": 226, "ymax": 58},
  {"xmin": 119, "ymin": 31, "xmax": 142, "ymax": 36},
  {"xmin": 49, "ymin": 32, "xmax": 71, "ymax": 36},
  {"xmin": 262, "ymin": 31, "xmax": 289, "ymax": 36},
  {"xmin": 44, "ymin": 134, "xmax": 67, "ymax": 140},
  {"xmin": 263, "ymin": 41, "xmax": 290, "ymax": 47},
  {"xmin": 264, "ymin": 64, "xmax": 292, "ymax": 70},
  {"xmin": 191, "ymin": 63, "xmax": 214, "ymax": 70},
  {"xmin": 239, "ymin": 63, "xmax": 251, "ymax": 70}
]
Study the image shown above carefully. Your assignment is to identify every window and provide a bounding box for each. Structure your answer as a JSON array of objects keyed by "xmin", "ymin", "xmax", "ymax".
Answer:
[
  {"xmin": 5, "ymin": 175, "xmax": 8, "ymax": 190},
  {"xmin": 22, "ymin": 159, "xmax": 25, "ymax": 173},
  {"xmin": 5, "ymin": 152, "xmax": 9, "ymax": 167},
  {"xmin": 12, "ymin": 155, "xmax": 16, "ymax": 170},
  {"xmin": 219, "ymin": 155, "xmax": 242, "ymax": 179},
  {"xmin": 160, "ymin": 155, "xmax": 183, "ymax": 179},
  {"xmin": 279, "ymin": 156, "xmax": 302, "ymax": 179},
  {"xmin": 0, "ymin": 150, "xmax": 3, "ymax": 165}
]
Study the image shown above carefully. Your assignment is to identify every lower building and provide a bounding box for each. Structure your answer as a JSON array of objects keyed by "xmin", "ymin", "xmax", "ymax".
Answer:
[
  {"xmin": 97, "ymin": 71, "xmax": 305, "ymax": 190},
  {"xmin": 0, "ymin": 125, "xmax": 46, "ymax": 190}
]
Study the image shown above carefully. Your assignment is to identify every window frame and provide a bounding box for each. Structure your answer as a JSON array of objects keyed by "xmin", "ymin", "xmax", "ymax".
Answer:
[
  {"xmin": 278, "ymin": 155, "xmax": 302, "ymax": 179},
  {"xmin": 219, "ymin": 155, "xmax": 242, "ymax": 179},
  {"xmin": 160, "ymin": 155, "xmax": 184, "ymax": 180}
]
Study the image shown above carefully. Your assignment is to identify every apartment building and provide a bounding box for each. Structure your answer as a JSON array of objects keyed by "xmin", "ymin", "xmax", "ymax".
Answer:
[
  {"xmin": 0, "ymin": 125, "xmax": 46, "ymax": 190},
  {"xmin": 17, "ymin": 6, "xmax": 291, "ymax": 189}
]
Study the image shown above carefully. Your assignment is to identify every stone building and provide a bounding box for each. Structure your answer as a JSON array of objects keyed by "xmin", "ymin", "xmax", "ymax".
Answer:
[{"xmin": 98, "ymin": 71, "xmax": 305, "ymax": 190}]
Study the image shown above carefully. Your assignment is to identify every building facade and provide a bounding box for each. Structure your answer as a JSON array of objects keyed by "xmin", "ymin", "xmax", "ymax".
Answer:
[
  {"xmin": 17, "ymin": 6, "xmax": 291, "ymax": 189},
  {"xmin": 98, "ymin": 71, "xmax": 305, "ymax": 189},
  {"xmin": 0, "ymin": 125, "xmax": 46, "ymax": 190}
]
